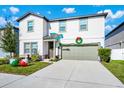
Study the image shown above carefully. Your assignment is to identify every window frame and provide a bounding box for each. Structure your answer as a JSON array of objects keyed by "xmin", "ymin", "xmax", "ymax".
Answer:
[
  {"xmin": 24, "ymin": 43, "xmax": 31, "ymax": 54},
  {"xmin": 31, "ymin": 42, "xmax": 38, "ymax": 55},
  {"xmin": 27, "ymin": 20, "xmax": 34, "ymax": 32},
  {"xmin": 79, "ymin": 18, "xmax": 88, "ymax": 31},
  {"xmin": 24, "ymin": 42, "xmax": 38, "ymax": 55},
  {"xmin": 59, "ymin": 21, "xmax": 66, "ymax": 32}
]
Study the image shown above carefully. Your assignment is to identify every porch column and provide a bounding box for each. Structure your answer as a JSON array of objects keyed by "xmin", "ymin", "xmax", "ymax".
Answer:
[{"xmin": 53, "ymin": 40, "xmax": 56, "ymax": 59}]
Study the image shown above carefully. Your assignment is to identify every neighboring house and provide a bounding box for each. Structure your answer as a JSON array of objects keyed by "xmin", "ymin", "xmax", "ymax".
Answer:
[
  {"xmin": 17, "ymin": 12, "xmax": 107, "ymax": 60},
  {"xmin": 0, "ymin": 27, "xmax": 19, "ymax": 58},
  {"xmin": 105, "ymin": 22, "xmax": 124, "ymax": 60}
]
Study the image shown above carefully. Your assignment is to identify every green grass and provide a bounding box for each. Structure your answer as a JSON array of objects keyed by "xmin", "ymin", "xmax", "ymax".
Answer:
[
  {"xmin": 0, "ymin": 62, "xmax": 50, "ymax": 76},
  {"xmin": 102, "ymin": 60, "xmax": 124, "ymax": 84}
]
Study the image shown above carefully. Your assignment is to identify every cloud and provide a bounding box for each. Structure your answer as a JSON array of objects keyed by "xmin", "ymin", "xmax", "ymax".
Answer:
[
  {"xmin": 112, "ymin": 10, "xmax": 124, "ymax": 19},
  {"xmin": 47, "ymin": 11, "xmax": 51, "ymax": 14},
  {"xmin": 97, "ymin": 9, "xmax": 124, "ymax": 20},
  {"xmin": 9, "ymin": 6, "xmax": 19, "ymax": 14},
  {"xmin": 62, "ymin": 8, "xmax": 76, "ymax": 14},
  {"xmin": 105, "ymin": 25, "xmax": 116, "ymax": 31},
  {"xmin": 11, "ymin": 16, "xmax": 18, "ymax": 21},
  {"xmin": 0, "ymin": 17, "xmax": 7, "ymax": 27},
  {"xmin": 97, "ymin": 10, "xmax": 103, "ymax": 14},
  {"xmin": 0, "ymin": 16, "xmax": 19, "ymax": 27},
  {"xmin": 36, "ymin": 12, "xmax": 40, "ymax": 15}
]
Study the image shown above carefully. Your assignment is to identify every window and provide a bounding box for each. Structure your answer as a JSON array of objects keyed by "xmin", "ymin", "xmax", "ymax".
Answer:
[
  {"xmin": 24, "ymin": 42, "xmax": 38, "ymax": 54},
  {"xmin": 79, "ymin": 19, "xmax": 88, "ymax": 31},
  {"xmin": 31, "ymin": 42, "xmax": 38, "ymax": 54},
  {"xmin": 59, "ymin": 21, "xmax": 66, "ymax": 32},
  {"xmin": 24, "ymin": 43, "xmax": 30, "ymax": 54},
  {"xmin": 27, "ymin": 21, "xmax": 34, "ymax": 32}
]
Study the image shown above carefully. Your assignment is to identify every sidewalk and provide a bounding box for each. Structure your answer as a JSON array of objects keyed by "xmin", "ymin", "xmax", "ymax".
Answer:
[{"xmin": 0, "ymin": 73, "xmax": 25, "ymax": 88}]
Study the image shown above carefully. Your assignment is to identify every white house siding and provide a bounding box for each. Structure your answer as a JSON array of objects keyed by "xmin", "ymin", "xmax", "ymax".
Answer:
[
  {"xmin": 19, "ymin": 39, "xmax": 43, "ymax": 56},
  {"xmin": 43, "ymin": 41, "xmax": 48, "ymax": 56},
  {"xmin": 43, "ymin": 19, "xmax": 49, "ymax": 36},
  {"xmin": 49, "ymin": 16, "xmax": 105, "ymax": 47},
  {"xmin": 19, "ymin": 15, "xmax": 47, "ymax": 56},
  {"xmin": 43, "ymin": 20, "xmax": 49, "ymax": 56}
]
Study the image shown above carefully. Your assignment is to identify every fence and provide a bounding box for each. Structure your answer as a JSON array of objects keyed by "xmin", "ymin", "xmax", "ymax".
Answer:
[{"xmin": 111, "ymin": 48, "xmax": 124, "ymax": 60}]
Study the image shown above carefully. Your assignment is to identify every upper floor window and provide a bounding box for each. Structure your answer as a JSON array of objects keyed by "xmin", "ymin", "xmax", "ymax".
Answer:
[
  {"xmin": 79, "ymin": 19, "xmax": 88, "ymax": 31},
  {"xmin": 59, "ymin": 21, "xmax": 66, "ymax": 32},
  {"xmin": 27, "ymin": 20, "xmax": 34, "ymax": 32}
]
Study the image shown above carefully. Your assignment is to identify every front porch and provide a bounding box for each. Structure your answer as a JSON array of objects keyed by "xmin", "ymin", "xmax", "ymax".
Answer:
[{"xmin": 43, "ymin": 33, "xmax": 63, "ymax": 60}]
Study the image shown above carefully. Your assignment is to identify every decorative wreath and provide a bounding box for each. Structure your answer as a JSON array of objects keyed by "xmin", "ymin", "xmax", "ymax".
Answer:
[{"xmin": 75, "ymin": 37, "xmax": 83, "ymax": 44}]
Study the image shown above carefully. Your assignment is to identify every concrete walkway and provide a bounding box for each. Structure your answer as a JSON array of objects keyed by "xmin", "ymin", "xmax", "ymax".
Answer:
[
  {"xmin": 0, "ymin": 73, "xmax": 25, "ymax": 88},
  {"xmin": 2, "ymin": 60, "xmax": 124, "ymax": 88}
]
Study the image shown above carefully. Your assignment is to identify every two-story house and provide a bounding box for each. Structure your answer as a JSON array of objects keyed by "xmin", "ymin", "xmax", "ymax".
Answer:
[{"xmin": 17, "ymin": 12, "xmax": 107, "ymax": 60}]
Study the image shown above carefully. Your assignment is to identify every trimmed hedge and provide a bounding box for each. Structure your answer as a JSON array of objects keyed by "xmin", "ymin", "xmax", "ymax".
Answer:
[
  {"xmin": 98, "ymin": 48, "xmax": 111, "ymax": 62},
  {"xmin": 0, "ymin": 58, "xmax": 9, "ymax": 65}
]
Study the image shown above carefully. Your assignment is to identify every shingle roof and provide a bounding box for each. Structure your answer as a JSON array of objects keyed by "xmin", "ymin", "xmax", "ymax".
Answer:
[
  {"xmin": 43, "ymin": 34, "xmax": 60, "ymax": 40},
  {"xmin": 16, "ymin": 12, "xmax": 49, "ymax": 22},
  {"xmin": 50, "ymin": 13, "xmax": 108, "ymax": 22},
  {"xmin": 105, "ymin": 21, "xmax": 124, "ymax": 37},
  {"xmin": 17, "ymin": 12, "xmax": 108, "ymax": 22}
]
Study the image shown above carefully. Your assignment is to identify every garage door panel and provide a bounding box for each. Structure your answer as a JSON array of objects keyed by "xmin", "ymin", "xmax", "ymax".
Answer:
[{"xmin": 62, "ymin": 46, "xmax": 98, "ymax": 60}]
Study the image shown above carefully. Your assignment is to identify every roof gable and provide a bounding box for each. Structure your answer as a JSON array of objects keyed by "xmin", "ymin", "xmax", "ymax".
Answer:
[{"xmin": 17, "ymin": 12, "xmax": 49, "ymax": 22}]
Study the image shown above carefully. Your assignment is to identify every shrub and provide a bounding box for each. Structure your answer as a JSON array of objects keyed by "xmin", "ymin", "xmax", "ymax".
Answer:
[
  {"xmin": 98, "ymin": 48, "xmax": 111, "ymax": 62},
  {"xmin": 31, "ymin": 54, "xmax": 40, "ymax": 62},
  {"xmin": 49, "ymin": 56, "xmax": 59, "ymax": 62},
  {"xmin": 49, "ymin": 58, "xmax": 57, "ymax": 62},
  {"xmin": 16, "ymin": 57, "xmax": 25, "ymax": 62},
  {"xmin": 0, "ymin": 58, "xmax": 9, "ymax": 65}
]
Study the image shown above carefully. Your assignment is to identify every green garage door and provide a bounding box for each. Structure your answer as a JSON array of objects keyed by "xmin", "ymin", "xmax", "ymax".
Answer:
[{"xmin": 62, "ymin": 44, "xmax": 98, "ymax": 60}]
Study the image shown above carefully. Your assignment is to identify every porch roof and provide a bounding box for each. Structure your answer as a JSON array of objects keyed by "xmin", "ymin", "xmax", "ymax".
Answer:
[{"xmin": 43, "ymin": 33, "xmax": 61, "ymax": 41}]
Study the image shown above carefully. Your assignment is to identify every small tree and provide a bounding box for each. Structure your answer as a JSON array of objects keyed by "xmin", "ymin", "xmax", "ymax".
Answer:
[{"xmin": 1, "ymin": 22, "xmax": 17, "ymax": 58}]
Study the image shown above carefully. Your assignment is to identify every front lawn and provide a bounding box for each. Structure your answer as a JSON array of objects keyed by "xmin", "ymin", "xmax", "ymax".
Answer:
[
  {"xmin": 102, "ymin": 60, "xmax": 124, "ymax": 84},
  {"xmin": 0, "ymin": 62, "xmax": 50, "ymax": 75}
]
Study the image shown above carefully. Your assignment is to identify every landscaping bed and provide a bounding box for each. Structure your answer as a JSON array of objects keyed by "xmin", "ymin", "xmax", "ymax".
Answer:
[
  {"xmin": 0, "ymin": 62, "xmax": 50, "ymax": 75},
  {"xmin": 102, "ymin": 60, "xmax": 124, "ymax": 84}
]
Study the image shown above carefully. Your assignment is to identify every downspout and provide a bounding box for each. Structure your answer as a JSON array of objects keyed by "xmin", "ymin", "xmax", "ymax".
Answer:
[
  {"xmin": 120, "ymin": 41, "xmax": 123, "ymax": 60},
  {"xmin": 53, "ymin": 40, "xmax": 56, "ymax": 59}
]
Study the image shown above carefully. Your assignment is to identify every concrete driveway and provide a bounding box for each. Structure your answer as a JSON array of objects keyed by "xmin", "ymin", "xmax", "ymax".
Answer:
[{"xmin": 2, "ymin": 60, "xmax": 124, "ymax": 88}]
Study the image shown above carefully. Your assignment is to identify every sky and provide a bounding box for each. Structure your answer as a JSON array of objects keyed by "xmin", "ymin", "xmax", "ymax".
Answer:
[{"xmin": 0, "ymin": 5, "xmax": 124, "ymax": 35}]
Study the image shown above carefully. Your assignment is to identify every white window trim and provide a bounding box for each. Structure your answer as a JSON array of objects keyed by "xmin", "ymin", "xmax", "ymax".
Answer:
[
  {"xmin": 27, "ymin": 20, "xmax": 34, "ymax": 32},
  {"xmin": 79, "ymin": 18, "xmax": 88, "ymax": 31},
  {"xmin": 24, "ymin": 42, "xmax": 38, "ymax": 55},
  {"xmin": 59, "ymin": 21, "xmax": 66, "ymax": 32}
]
